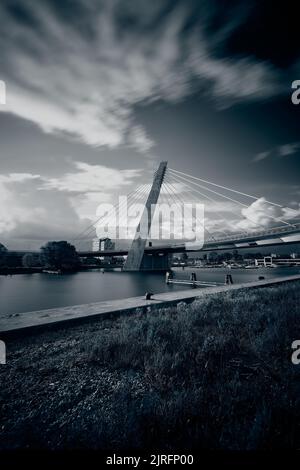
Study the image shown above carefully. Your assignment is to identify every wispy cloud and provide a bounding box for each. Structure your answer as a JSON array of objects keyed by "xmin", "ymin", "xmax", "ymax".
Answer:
[
  {"xmin": 278, "ymin": 142, "xmax": 300, "ymax": 157},
  {"xmin": 0, "ymin": 173, "xmax": 41, "ymax": 183},
  {"xmin": 252, "ymin": 151, "xmax": 271, "ymax": 163},
  {"xmin": 127, "ymin": 126, "xmax": 155, "ymax": 154},
  {"xmin": 253, "ymin": 142, "xmax": 300, "ymax": 163},
  {"xmin": 0, "ymin": 0, "xmax": 282, "ymax": 152},
  {"xmin": 41, "ymin": 162, "xmax": 140, "ymax": 193}
]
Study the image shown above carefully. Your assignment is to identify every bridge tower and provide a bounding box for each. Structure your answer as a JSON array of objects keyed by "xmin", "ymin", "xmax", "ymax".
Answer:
[{"xmin": 123, "ymin": 161, "xmax": 169, "ymax": 271}]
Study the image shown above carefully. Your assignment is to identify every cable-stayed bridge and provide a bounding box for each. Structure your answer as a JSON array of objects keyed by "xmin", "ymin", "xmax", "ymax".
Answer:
[
  {"xmin": 73, "ymin": 161, "xmax": 300, "ymax": 271},
  {"xmin": 6, "ymin": 161, "xmax": 299, "ymax": 270}
]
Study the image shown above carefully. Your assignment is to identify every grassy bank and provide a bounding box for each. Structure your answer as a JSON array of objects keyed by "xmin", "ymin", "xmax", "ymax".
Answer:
[{"xmin": 1, "ymin": 282, "xmax": 300, "ymax": 451}]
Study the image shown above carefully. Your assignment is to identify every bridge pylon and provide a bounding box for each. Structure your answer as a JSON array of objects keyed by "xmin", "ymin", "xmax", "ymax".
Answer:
[{"xmin": 123, "ymin": 161, "xmax": 170, "ymax": 271}]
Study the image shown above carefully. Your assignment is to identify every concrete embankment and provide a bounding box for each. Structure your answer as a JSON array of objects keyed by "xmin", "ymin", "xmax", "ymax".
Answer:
[{"xmin": 1, "ymin": 274, "xmax": 300, "ymax": 337}]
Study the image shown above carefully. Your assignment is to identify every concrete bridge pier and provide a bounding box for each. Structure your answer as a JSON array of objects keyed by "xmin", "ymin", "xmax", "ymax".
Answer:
[{"xmin": 137, "ymin": 251, "xmax": 171, "ymax": 271}]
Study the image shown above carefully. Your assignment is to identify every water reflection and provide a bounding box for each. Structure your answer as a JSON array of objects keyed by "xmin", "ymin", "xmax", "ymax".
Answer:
[{"xmin": 0, "ymin": 266, "xmax": 299, "ymax": 315}]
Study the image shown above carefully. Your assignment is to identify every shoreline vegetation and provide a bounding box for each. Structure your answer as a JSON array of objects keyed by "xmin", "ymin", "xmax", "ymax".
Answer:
[
  {"xmin": 0, "ymin": 264, "xmax": 298, "ymax": 276},
  {"xmin": 0, "ymin": 265, "xmax": 114, "ymax": 275},
  {"xmin": 1, "ymin": 281, "xmax": 300, "ymax": 451},
  {"xmin": 1, "ymin": 240, "xmax": 300, "ymax": 276}
]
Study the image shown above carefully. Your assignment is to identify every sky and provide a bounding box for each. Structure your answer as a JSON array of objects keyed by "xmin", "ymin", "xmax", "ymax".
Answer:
[{"xmin": 0, "ymin": 0, "xmax": 299, "ymax": 250}]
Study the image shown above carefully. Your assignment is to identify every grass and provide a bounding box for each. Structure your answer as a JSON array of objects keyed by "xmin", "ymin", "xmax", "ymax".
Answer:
[{"xmin": 1, "ymin": 281, "xmax": 300, "ymax": 451}]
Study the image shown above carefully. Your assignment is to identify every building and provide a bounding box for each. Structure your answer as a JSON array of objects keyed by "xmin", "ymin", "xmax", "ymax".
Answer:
[
  {"xmin": 92, "ymin": 238, "xmax": 101, "ymax": 252},
  {"xmin": 92, "ymin": 237, "xmax": 115, "ymax": 252},
  {"xmin": 101, "ymin": 238, "xmax": 115, "ymax": 252}
]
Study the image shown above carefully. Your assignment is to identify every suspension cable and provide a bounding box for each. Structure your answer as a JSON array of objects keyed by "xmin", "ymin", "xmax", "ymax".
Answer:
[
  {"xmin": 165, "ymin": 172, "xmax": 229, "ymax": 237},
  {"xmin": 169, "ymin": 167, "xmax": 299, "ymax": 212},
  {"xmin": 169, "ymin": 170, "xmax": 293, "ymax": 227},
  {"xmin": 167, "ymin": 172, "xmax": 261, "ymax": 235},
  {"xmin": 163, "ymin": 179, "xmax": 217, "ymax": 241},
  {"xmin": 73, "ymin": 184, "xmax": 150, "ymax": 242}
]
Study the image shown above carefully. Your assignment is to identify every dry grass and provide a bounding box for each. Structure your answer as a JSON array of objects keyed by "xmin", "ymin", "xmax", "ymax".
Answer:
[{"xmin": 1, "ymin": 282, "xmax": 300, "ymax": 450}]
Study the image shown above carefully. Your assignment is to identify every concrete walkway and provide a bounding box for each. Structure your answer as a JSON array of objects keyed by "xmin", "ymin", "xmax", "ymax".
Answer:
[{"xmin": 1, "ymin": 274, "xmax": 300, "ymax": 336}]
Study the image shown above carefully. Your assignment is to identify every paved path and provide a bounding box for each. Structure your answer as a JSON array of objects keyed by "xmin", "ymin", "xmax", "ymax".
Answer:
[{"xmin": 1, "ymin": 274, "xmax": 300, "ymax": 336}]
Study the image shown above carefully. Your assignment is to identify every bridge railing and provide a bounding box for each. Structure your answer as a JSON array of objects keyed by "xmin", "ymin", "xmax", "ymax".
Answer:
[{"xmin": 208, "ymin": 223, "xmax": 300, "ymax": 244}]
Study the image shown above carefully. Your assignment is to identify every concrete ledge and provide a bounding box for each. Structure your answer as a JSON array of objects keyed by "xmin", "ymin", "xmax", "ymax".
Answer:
[{"xmin": 1, "ymin": 274, "xmax": 300, "ymax": 337}]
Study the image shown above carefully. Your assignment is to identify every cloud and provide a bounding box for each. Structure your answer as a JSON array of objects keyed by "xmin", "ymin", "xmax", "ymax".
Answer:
[
  {"xmin": 281, "ymin": 204, "xmax": 300, "ymax": 220},
  {"xmin": 0, "ymin": 173, "xmax": 41, "ymax": 183},
  {"xmin": 41, "ymin": 161, "xmax": 142, "ymax": 229},
  {"xmin": 252, "ymin": 151, "xmax": 271, "ymax": 163},
  {"xmin": 0, "ymin": 163, "xmax": 141, "ymax": 244},
  {"xmin": 0, "ymin": 172, "xmax": 90, "ymax": 245},
  {"xmin": 253, "ymin": 142, "xmax": 300, "ymax": 162},
  {"xmin": 70, "ymin": 191, "xmax": 112, "ymax": 221},
  {"xmin": 188, "ymin": 35, "xmax": 279, "ymax": 106},
  {"xmin": 0, "ymin": 0, "xmax": 283, "ymax": 152},
  {"xmin": 236, "ymin": 197, "xmax": 300, "ymax": 231},
  {"xmin": 278, "ymin": 142, "xmax": 300, "ymax": 157},
  {"xmin": 128, "ymin": 126, "xmax": 155, "ymax": 154},
  {"xmin": 196, "ymin": 198, "xmax": 300, "ymax": 234},
  {"xmin": 0, "ymin": 174, "xmax": 45, "ymax": 233},
  {"xmin": 41, "ymin": 161, "xmax": 140, "ymax": 193}
]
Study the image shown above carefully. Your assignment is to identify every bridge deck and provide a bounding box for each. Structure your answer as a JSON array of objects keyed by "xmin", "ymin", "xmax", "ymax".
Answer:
[
  {"xmin": 1, "ymin": 274, "xmax": 300, "ymax": 336},
  {"xmin": 5, "ymin": 223, "xmax": 300, "ymax": 260}
]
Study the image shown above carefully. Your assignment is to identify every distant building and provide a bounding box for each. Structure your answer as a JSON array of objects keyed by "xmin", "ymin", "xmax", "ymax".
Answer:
[
  {"xmin": 92, "ymin": 238, "xmax": 101, "ymax": 252},
  {"xmin": 101, "ymin": 238, "xmax": 115, "ymax": 252},
  {"xmin": 92, "ymin": 237, "xmax": 115, "ymax": 252}
]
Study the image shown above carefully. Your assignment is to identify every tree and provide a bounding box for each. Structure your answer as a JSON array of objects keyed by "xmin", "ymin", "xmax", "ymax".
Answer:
[
  {"xmin": 180, "ymin": 252, "xmax": 188, "ymax": 262},
  {"xmin": 207, "ymin": 251, "xmax": 218, "ymax": 263},
  {"xmin": 223, "ymin": 252, "xmax": 233, "ymax": 262},
  {"xmin": 40, "ymin": 241, "xmax": 80, "ymax": 271},
  {"xmin": 22, "ymin": 253, "xmax": 41, "ymax": 268},
  {"xmin": 0, "ymin": 243, "xmax": 8, "ymax": 267},
  {"xmin": 232, "ymin": 249, "xmax": 243, "ymax": 262}
]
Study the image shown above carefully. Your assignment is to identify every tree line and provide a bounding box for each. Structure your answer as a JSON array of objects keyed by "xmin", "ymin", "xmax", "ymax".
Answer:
[{"xmin": 0, "ymin": 241, "xmax": 80, "ymax": 271}]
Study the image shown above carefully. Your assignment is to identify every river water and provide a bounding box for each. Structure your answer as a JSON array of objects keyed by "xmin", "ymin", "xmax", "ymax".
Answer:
[{"xmin": 0, "ymin": 266, "xmax": 299, "ymax": 316}]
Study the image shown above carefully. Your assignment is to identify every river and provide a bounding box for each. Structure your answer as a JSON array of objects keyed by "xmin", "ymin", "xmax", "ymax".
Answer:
[{"xmin": 0, "ymin": 266, "xmax": 299, "ymax": 316}]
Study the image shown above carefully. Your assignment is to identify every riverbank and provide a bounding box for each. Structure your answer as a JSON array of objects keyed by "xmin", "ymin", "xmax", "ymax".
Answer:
[
  {"xmin": 0, "ymin": 265, "xmax": 118, "ymax": 275},
  {"xmin": 1, "ymin": 267, "xmax": 299, "ymax": 317},
  {"xmin": 0, "ymin": 267, "xmax": 43, "ymax": 275},
  {"xmin": 1, "ymin": 274, "xmax": 300, "ymax": 335},
  {"xmin": 1, "ymin": 280, "xmax": 300, "ymax": 451}
]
